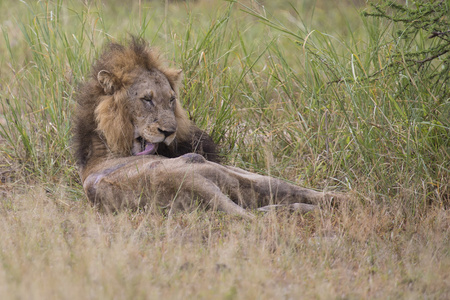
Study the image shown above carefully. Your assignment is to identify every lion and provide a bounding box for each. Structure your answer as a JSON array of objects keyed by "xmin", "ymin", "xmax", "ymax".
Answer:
[{"xmin": 73, "ymin": 38, "xmax": 340, "ymax": 219}]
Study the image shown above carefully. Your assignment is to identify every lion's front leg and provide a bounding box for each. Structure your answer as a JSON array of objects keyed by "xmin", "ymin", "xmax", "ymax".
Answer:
[{"xmin": 168, "ymin": 175, "xmax": 254, "ymax": 219}]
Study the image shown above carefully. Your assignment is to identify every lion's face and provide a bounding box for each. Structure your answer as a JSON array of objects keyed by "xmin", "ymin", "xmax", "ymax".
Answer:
[
  {"xmin": 94, "ymin": 64, "xmax": 190, "ymax": 157},
  {"xmin": 84, "ymin": 40, "xmax": 193, "ymax": 159},
  {"xmin": 127, "ymin": 68, "xmax": 178, "ymax": 156}
]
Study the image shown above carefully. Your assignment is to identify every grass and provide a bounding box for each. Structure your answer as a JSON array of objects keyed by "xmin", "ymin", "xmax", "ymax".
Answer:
[
  {"xmin": 1, "ymin": 188, "xmax": 449, "ymax": 299},
  {"xmin": 0, "ymin": 0, "xmax": 449, "ymax": 298}
]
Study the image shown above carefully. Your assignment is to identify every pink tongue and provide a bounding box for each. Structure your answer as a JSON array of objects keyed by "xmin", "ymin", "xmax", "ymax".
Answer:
[{"xmin": 135, "ymin": 143, "xmax": 158, "ymax": 156}]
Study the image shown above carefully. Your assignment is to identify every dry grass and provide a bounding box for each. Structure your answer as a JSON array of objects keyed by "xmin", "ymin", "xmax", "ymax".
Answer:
[{"xmin": 0, "ymin": 187, "xmax": 448, "ymax": 299}]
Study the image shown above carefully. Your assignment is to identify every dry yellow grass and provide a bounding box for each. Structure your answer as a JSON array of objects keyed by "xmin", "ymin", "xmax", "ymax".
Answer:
[{"xmin": 0, "ymin": 186, "xmax": 448, "ymax": 299}]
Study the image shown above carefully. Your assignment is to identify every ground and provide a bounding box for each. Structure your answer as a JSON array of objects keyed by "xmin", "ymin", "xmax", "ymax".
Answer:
[{"xmin": 0, "ymin": 187, "xmax": 448, "ymax": 299}]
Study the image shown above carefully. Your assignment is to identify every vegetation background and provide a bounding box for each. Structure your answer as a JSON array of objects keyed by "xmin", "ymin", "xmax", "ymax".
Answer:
[{"xmin": 0, "ymin": 0, "xmax": 448, "ymax": 298}]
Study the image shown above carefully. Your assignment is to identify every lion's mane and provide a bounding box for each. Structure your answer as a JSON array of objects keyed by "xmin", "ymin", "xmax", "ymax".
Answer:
[{"xmin": 73, "ymin": 38, "xmax": 219, "ymax": 175}]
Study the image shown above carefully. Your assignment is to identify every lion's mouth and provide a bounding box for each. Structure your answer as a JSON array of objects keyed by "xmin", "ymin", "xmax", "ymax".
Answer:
[{"xmin": 135, "ymin": 137, "xmax": 158, "ymax": 156}]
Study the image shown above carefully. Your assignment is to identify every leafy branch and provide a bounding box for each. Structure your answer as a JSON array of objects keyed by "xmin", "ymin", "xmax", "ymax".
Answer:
[{"xmin": 359, "ymin": 0, "xmax": 449, "ymax": 99}]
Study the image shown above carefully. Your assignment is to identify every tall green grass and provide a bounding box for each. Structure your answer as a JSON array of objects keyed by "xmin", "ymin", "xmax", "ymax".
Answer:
[
  {"xmin": 238, "ymin": 1, "xmax": 449, "ymax": 209},
  {"xmin": 1, "ymin": 1, "xmax": 104, "ymax": 186},
  {"xmin": 0, "ymin": 0, "xmax": 448, "ymax": 211}
]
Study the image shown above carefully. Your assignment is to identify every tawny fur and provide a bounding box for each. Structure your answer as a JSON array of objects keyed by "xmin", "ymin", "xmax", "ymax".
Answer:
[{"xmin": 73, "ymin": 38, "xmax": 342, "ymax": 218}]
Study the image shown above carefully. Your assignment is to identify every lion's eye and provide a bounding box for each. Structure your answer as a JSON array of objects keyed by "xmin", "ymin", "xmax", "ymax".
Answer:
[
  {"xmin": 169, "ymin": 96, "xmax": 176, "ymax": 106},
  {"xmin": 141, "ymin": 95, "xmax": 154, "ymax": 106}
]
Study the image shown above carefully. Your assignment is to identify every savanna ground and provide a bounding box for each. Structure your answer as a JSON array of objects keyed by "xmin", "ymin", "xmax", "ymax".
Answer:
[{"xmin": 0, "ymin": 0, "xmax": 449, "ymax": 298}]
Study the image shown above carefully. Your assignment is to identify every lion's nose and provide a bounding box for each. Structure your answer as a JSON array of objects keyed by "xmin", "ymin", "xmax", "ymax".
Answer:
[{"xmin": 158, "ymin": 128, "xmax": 175, "ymax": 138}]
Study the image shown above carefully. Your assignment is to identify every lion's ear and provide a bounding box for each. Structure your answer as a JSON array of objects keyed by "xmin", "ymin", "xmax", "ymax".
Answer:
[
  {"xmin": 173, "ymin": 69, "xmax": 183, "ymax": 82},
  {"xmin": 164, "ymin": 69, "xmax": 183, "ymax": 92},
  {"xmin": 97, "ymin": 70, "xmax": 119, "ymax": 95}
]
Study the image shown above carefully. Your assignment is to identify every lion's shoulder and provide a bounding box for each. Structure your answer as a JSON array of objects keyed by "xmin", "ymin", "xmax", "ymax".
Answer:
[{"xmin": 157, "ymin": 126, "xmax": 221, "ymax": 163}]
